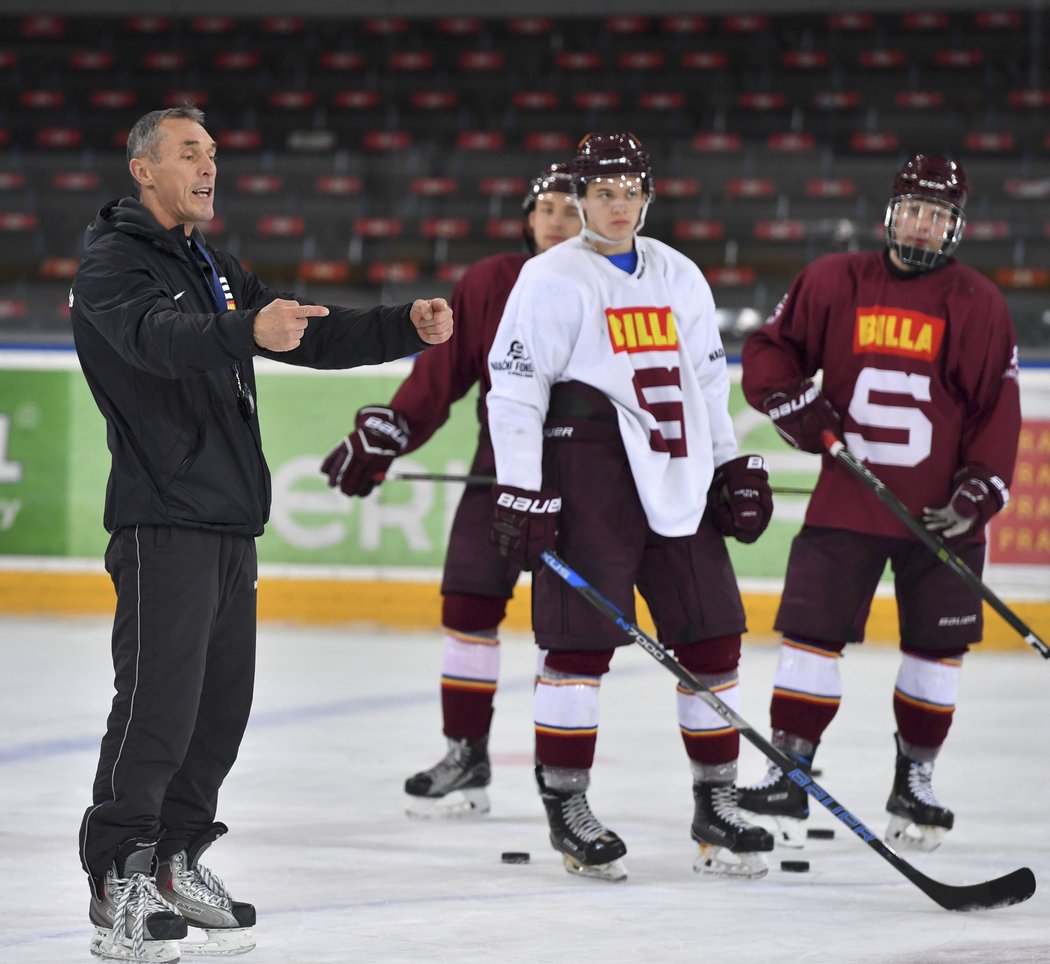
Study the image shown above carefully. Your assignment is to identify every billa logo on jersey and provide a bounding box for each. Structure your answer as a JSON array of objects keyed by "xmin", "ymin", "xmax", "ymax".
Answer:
[
  {"xmin": 853, "ymin": 305, "xmax": 945, "ymax": 361},
  {"xmin": 605, "ymin": 306, "xmax": 678, "ymax": 354}
]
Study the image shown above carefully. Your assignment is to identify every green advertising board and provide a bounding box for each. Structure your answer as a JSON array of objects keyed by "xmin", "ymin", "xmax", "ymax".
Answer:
[{"xmin": 0, "ymin": 352, "xmax": 816, "ymax": 582}]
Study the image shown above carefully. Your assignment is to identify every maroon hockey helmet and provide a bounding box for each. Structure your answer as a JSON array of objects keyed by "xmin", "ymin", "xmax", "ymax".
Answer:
[
  {"xmin": 571, "ymin": 131, "xmax": 653, "ymax": 199},
  {"xmin": 522, "ymin": 162, "xmax": 574, "ymax": 254},
  {"xmin": 885, "ymin": 154, "xmax": 968, "ymax": 270}
]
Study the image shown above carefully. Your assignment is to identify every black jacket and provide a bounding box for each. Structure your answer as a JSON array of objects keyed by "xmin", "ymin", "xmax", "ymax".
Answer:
[{"xmin": 71, "ymin": 196, "xmax": 430, "ymax": 535}]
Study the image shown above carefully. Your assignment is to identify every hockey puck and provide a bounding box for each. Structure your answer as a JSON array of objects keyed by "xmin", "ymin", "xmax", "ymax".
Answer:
[
  {"xmin": 501, "ymin": 852, "xmax": 530, "ymax": 864},
  {"xmin": 807, "ymin": 828, "xmax": 835, "ymax": 840},
  {"xmin": 780, "ymin": 860, "xmax": 810, "ymax": 873}
]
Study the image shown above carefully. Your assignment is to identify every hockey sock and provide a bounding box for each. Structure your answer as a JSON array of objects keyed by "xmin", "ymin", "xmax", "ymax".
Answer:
[
  {"xmin": 892, "ymin": 648, "xmax": 965, "ymax": 759},
  {"xmin": 440, "ymin": 627, "xmax": 500, "ymax": 740},
  {"xmin": 769, "ymin": 636, "xmax": 844, "ymax": 746},
  {"xmin": 676, "ymin": 673, "xmax": 740, "ymax": 768},
  {"xmin": 535, "ymin": 665, "xmax": 602, "ymax": 774}
]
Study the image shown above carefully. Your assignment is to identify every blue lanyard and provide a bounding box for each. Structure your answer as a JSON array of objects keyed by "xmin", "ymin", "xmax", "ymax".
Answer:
[{"xmin": 190, "ymin": 238, "xmax": 228, "ymax": 312}]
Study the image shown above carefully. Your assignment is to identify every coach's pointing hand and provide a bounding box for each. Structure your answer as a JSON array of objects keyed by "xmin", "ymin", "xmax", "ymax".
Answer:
[
  {"xmin": 410, "ymin": 298, "xmax": 453, "ymax": 345},
  {"xmin": 254, "ymin": 298, "xmax": 330, "ymax": 352}
]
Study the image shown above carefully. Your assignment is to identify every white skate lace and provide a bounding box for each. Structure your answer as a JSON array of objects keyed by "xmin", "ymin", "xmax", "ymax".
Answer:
[
  {"xmin": 112, "ymin": 871, "xmax": 173, "ymax": 959},
  {"xmin": 563, "ymin": 793, "xmax": 608, "ymax": 843},
  {"xmin": 750, "ymin": 764, "xmax": 784, "ymax": 791},
  {"xmin": 711, "ymin": 785, "xmax": 753, "ymax": 831},
  {"xmin": 907, "ymin": 760, "xmax": 942, "ymax": 807},
  {"xmin": 177, "ymin": 862, "xmax": 233, "ymax": 909}
]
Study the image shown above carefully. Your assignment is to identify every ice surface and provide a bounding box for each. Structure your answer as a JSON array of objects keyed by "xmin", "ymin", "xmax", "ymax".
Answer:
[{"xmin": 2, "ymin": 615, "xmax": 1048, "ymax": 963}]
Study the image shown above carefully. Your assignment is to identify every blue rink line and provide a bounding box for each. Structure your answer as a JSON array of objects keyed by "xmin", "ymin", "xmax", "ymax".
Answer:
[{"xmin": 0, "ymin": 672, "xmax": 554, "ymax": 766}]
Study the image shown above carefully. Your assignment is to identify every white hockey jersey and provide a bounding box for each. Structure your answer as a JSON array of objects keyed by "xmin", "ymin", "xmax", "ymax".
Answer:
[{"xmin": 487, "ymin": 234, "xmax": 736, "ymax": 537}]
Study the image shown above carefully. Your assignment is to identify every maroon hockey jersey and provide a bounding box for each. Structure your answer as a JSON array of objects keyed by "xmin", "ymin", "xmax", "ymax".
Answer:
[
  {"xmin": 391, "ymin": 252, "xmax": 529, "ymax": 456},
  {"xmin": 742, "ymin": 251, "xmax": 1021, "ymax": 539}
]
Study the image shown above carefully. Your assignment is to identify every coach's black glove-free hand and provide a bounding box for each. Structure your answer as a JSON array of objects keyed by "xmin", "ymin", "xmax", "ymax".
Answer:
[
  {"xmin": 923, "ymin": 463, "xmax": 1008, "ymax": 540},
  {"xmin": 489, "ymin": 485, "xmax": 561, "ymax": 570},
  {"xmin": 762, "ymin": 379, "xmax": 840, "ymax": 454},
  {"xmin": 320, "ymin": 406, "xmax": 409, "ymax": 498},
  {"xmin": 708, "ymin": 455, "xmax": 773, "ymax": 544}
]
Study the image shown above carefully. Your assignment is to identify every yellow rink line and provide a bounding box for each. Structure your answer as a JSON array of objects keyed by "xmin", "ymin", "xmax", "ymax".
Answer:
[{"xmin": 2, "ymin": 571, "xmax": 1047, "ymax": 653}]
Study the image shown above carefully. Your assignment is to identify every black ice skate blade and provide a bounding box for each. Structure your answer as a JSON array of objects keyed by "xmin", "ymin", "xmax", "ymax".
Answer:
[
  {"xmin": 501, "ymin": 851, "xmax": 530, "ymax": 864},
  {"xmin": 780, "ymin": 860, "xmax": 810, "ymax": 872},
  {"xmin": 807, "ymin": 828, "xmax": 835, "ymax": 840}
]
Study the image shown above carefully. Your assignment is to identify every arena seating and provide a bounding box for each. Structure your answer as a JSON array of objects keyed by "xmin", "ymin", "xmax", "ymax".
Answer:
[{"xmin": 0, "ymin": 9, "xmax": 1047, "ymax": 350}]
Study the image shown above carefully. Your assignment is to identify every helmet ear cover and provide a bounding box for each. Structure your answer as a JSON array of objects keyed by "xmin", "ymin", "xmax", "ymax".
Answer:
[{"xmin": 885, "ymin": 154, "xmax": 968, "ymax": 271}]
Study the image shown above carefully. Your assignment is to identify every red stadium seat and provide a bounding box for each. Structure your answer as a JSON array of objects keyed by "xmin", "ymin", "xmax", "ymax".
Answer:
[
  {"xmin": 486, "ymin": 218, "xmax": 521, "ymax": 240},
  {"xmin": 934, "ymin": 49, "xmax": 984, "ymax": 68},
  {"xmin": 36, "ymin": 128, "xmax": 83, "ymax": 149},
  {"xmin": 964, "ymin": 132, "xmax": 1015, "ymax": 152},
  {"xmin": 781, "ymin": 51, "xmax": 829, "ymax": 70},
  {"xmin": 257, "ymin": 216, "xmax": 305, "ymax": 237},
  {"xmin": 436, "ymin": 264, "xmax": 469, "ymax": 283},
  {"xmin": 164, "ymin": 90, "xmax": 209, "ymax": 108},
  {"xmin": 0, "ymin": 212, "xmax": 39, "ymax": 231},
  {"xmin": 20, "ymin": 91, "xmax": 65, "ymax": 109},
  {"xmin": 261, "ymin": 17, "xmax": 305, "ymax": 35},
  {"xmin": 438, "ymin": 18, "xmax": 482, "ymax": 36},
  {"xmin": 754, "ymin": 220, "xmax": 806, "ymax": 240},
  {"xmin": 639, "ymin": 92, "xmax": 685, "ymax": 110},
  {"xmin": 655, "ymin": 178, "xmax": 700, "ymax": 198},
  {"xmin": 506, "ymin": 18, "xmax": 552, "ymax": 36},
  {"xmin": 556, "ymin": 52, "xmax": 603, "ymax": 71},
  {"xmin": 894, "ymin": 91, "xmax": 945, "ymax": 108},
  {"xmin": 315, "ymin": 176, "xmax": 363, "ymax": 196},
  {"xmin": 389, "ymin": 52, "xmax": 434, "ymax": 72},
  {"xmin": 975, "ymin": 11, "xmax": 1022, "ymax": 30},
  {"xmin": 0, "ymin": 172, "xmax": 26, "ymax": 190},
  {"xmin": 214, "ymin": 52, "xmax": 261, "ymax": 71},
  {"xmin": 20, "ymin": 16, "xmax": 65, "ymax": 39},
  {"xmin": 410, "ymin": 177, "xmax": 458, "ymax": 196},
  {"xmin": 217, "ymin": 130, "xmax": 263, "ymax": 150},
  {"xmin": 1008, "ymin": 90, "xmax": 1050, "ymax": 109},
  {"xmin": 849, "ymin": 132, "xmax": 900, "ymax": 152},
  {"xmin": 236, "ymin": 175, "xmax": 284, "ymax": 195},
  {"xmin": 722, "ymin": 14, "xmax": 770, "ymax": 33},
  {"xmin": 53, "ymin": 172, "xmax": 100, "ymax": 191},
  {"xmin": 331, "ymin": 91, "xmax": 381, "ymax": 110},
  {"xmin": 318, "ymin": 52, "xmax": 365, "ymax": 72},
  {"xmin": 0, "ymin": 299, "xmax": 28, "ymax": 320},
  {"xmin": 618, "ymin": 51, "xmax": 666, "ymax": 71},
  {"xmin": 0, "ymin": 53, "xmax": 16, "ymax": 69},
  {"xmin": 40, "ymin": 256, "xmax": 79, "ymax": 279},
  {"xmin": 479, "ymin": 177, "xmax": 526, "ymax": 197},
  {"xmin": 692, "ymin": 132, "xmax": 742, "ymax": 152},
  {"xmin": 409, "ymin": 91, "xmax": 458, "ymax": 110},
  {"xmin": 268, "ymin": 91, "xmax": 315, "ymax": 110},
  {"xmin": 354, "ymin": 218, "xmax": 403, "ymax": 238},
  {"xmin": 805, "ymin": 178, "xmax": 857, "ymax": 198},
  {"xmin": 524, "ymin": 132, "xmax": 572, "ymax": 152},
  {"xmin": 365, "ymin": 18, "xmax": 409, "ymax": 36},
  {"xmin": 994, "ymin": 268, "xmax": 1049, "ymax": 288},
  {"xmin": 141, "ymin": 52, "xmax": 187, "ymax": 71},
  {"xmin": 458, "ymin": 52, "xmax": 504, "ymax": 71},
  {"xmin": 363, "ymin": 131, "xmax": 411, "ymax": 151},
  {"xmin": 68, "ymin": 51, "xmax": 115, "ymax": 71},
  {"xmin": 420, "ymin": 218, "xmax": 470, "ymax": 239},
  {"xmin": 659, "ymin": 16, "xmax": 709, "ymax": 34},
  {"xmin": 738, "ymin": 93, "xmax": 787, "ymax": 111},
  {"xmin": 191, "ymin": 17, "xmax": 235, "ymax": 35},
  {"xmin": 674, "ymin": 220, "xmax": 726, "ymax": 241},
  {"xmin": 857, "ymin": 50, "xmax": 906, "ymax": 69},
  {"xmin": 706, "ymin": 267, "xmax": 757, "ymax": 286},
  {"xmin": 901, "ymin": 12, "xmax": 951, "ymax": 31},
  {"xmin": 812, "ymin": 91, "xmax": 861, "ymax": 110},
  {"xmin": 726, "ymin": 178, "xmax": 776, "ymax": 198},
  {"xmin": 574, "ymin": 92, "xmax": 620, "ymax": 110},
  {"xmin": 604, "ymin": 16, "xmax": 649, "ymax": 35},
  {"xmin": 681, "ymin": 52, "xmax": 729, "ymax": 70},
  {"xmin": 766, "ymin": 133, "xmax": 815, "ymax": 152},
  {"xmin": 90, "ymin": 90, "xmax": 138, "ymax": 110},
  {"xmin": 513, "ymin": 91, "xmax": 559, "ymax": 110},
  {"xmin": 458, "ymin": 131, "xmax": 503, "ymax": 150},
  {"xmin": 298, "ymin": 261, "xmax": 350, "ymax": 283},
  {"xmin": 827, "ymin": 12, "xmax": 872, "ymax": 30},
  {"xmin": 367, "ymin": 262, "xmax": 419, "ymax": 283},
  {"xmin": 125, "ymin": 16, "xmax": 171, "ymax": 35}
]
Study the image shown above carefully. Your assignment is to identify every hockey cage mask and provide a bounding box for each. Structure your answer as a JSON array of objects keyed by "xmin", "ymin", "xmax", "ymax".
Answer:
[
  {"xmin": 571, "ymin": 131, "xmax": 654, "ymax": 245},
  {"xmin": 522, "ymin": 162, "xmax": 573, "ymax": 254},
  {"xmin": 884, "ymin": 154, "xmax": 968, "ymax": 271}
]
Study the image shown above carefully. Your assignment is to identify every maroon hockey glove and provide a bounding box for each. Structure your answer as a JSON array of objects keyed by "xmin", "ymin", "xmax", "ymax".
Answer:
[
  {"xmin": 320, "ymin": 406, "xmax": 409, "ymax": 498},
  {"xmin": 762, "ymin": 380, "xmax": 841, "ymax": 454},
  {"xmin": 922, "ymin": 463, "xmax": 1008, "ymax": 540},
  {"xmin": 489, "ymin": 485, "xmax": 561, "ymax": 571},
  {"xmin": 708, "ymin": 455, "xmax": 773, "ymax": 544}
]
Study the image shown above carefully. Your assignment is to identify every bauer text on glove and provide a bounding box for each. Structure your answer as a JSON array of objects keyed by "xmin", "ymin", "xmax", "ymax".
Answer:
[
  {"xmin": 320, "ymin": 406, "xmax": 409, "ymax": 498},
  {"xmin": 489, "ymin": 485, "xmax": 560, "ymax": 571},
  {"xmin": 763, "ymin": 380, "xmax": 841, "ymax": 454}
]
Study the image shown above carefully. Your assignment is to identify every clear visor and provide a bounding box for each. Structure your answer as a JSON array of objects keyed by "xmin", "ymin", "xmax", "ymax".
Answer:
[{"xmin": 884, "ymin": 195, "xmax": 965, "ymax": 270}]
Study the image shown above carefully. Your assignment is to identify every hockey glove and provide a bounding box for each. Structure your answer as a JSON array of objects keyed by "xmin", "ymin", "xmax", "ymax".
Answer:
[
  {"xmin": 922, "ymin": 463, "xmax": 1009, "ymax": 540},
  {"xmin": 320, "ymin": 406, "xmax": 410, "ymax": 498},
  {"xmin": 762, "ymin": 380, "xmax": 841, "ymax": 454},
  {"xmin": 708, "ymin": 455, "xmax": 773, "ymax": 544},
  {"xmin": 489, "ymin": 485, "xmax": 561, "ymax": 571}
]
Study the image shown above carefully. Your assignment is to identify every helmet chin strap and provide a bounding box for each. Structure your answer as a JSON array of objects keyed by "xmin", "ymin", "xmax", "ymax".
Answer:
[{"xmin": 576, "ymin": 197, "xmax": 651, "ymax": 248}]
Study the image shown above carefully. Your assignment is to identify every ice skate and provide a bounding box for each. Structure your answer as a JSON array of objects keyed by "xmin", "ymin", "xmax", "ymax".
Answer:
[
  {"xmin": 156, "ymin": 853, "xmax": 255, "ymax": 956},
  {"xmin": 541, "ymin": 787, "xmax": 627, "ymax": 882},
  {"xmin": 404, "ymin": 736, "xmax": 491, "ymax": 818},
  {"xmin": 691, "ymin": 783, "xmax": 774, "ymax": 879},
  {"xmin": 885, "ymin": 733, "xmax": 954, "ymax": 853},
  {"xmin": 89, "ymin": 840, "xmax": 186, "ymax": 963},
  {"xmin": 737, "ymin": 763, "xmax": 810, "ymax": 849}
]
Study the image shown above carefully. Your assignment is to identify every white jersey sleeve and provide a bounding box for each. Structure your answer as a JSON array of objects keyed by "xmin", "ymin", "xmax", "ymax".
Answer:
[{"xmin": 487, "ymin": 253, "xmax": 582, "ymax": 491}]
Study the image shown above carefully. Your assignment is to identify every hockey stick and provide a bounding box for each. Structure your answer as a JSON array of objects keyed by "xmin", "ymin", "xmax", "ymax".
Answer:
[
  {"xmin": 391, "ymin": 471, "xmax": 813, "ymax": 496},
  {"xmin": 822, "ymin": 432, "xmax": 1050, "ymax": 660},
  {"xmin": 540, "ymin": 548, "xmax": 1036, "ymax": 911}
]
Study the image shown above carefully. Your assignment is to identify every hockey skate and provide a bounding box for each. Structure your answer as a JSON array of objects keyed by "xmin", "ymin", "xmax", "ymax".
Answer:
[
  {"xmin": 885, "ymin": 733, "xmax": 954, "ymax": 853},
  {"xmin": 89, "ymin": 839, "xmax": 187, "ymax": 963},
  {"xmin": 736, "ymin": 763, "xmax": 810, "ymax": 849},
  {"xmin": 541, "ymin": 787, "xmax": 628, "ymax": 882},
  {"xmin": 155, "ymin": 824, "xmax": 255, "ymax": 956},
  {"xmin": 404, "ymin": 736, "xmax": 491, "ymax": 818},
  {"xmin": 691, "ymin": 783, "xmax": 774, "ymax": 879}
]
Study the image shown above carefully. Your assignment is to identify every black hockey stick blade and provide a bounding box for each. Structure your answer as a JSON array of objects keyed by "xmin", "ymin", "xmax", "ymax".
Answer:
[
  {"xmin": 822, "ymin": 432, "xmax": 1049, "ymax": 660},
  {"xmin": 540, "ymin": 549, "xmax": 1036, "ymax": 911},
  {"xmin": 392, "ymin": 471, "xmax": 811, "ymax": 496}
]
